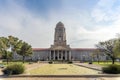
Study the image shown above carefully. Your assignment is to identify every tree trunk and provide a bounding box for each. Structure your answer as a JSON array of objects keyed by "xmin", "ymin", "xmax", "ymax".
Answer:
[
  {"xmin": 97, "ymin": 55, "xmax": 99, "ymax": 64},
  {"xmin": 97, "ymin": 56, "xmax": 99, "ymax": 64},
  {"xmin": 112, "ymin": 58, "xmax": 115, "ymax": 64},
  {"xmin": 98, "ymin": 59, "xmax": 99, "ymax": 64},
  {"xmin": 23, "ymin": 56, "xmax": 25, "ymax": 63}
]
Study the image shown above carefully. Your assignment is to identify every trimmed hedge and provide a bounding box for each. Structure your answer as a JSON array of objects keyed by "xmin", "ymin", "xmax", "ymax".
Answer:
[
  {"xmin": 88, "ymin": 61, "xmax": 92, "ymax": 64},
  {"xmin": 68, "ymin": 61, "xmax": 73, "ymax": 64},
  {"xmin": 48, "ymin": 61, "xmax": 53, "ymax": 64},
  {"xmin": 2, "ymin": 63, "xmax": 25, "ymax": 75},
  {"xmin": 102, "ymin": 64, "xmax": 120, "ymax": 74}
]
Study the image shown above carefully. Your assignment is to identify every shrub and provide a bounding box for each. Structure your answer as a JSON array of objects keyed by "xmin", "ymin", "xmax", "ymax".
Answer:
[
  {"xmin": 88, "ymin": 61, "xmax": 92, "ymax": 64},
  {"xmin": 2, "ymin": 63, "xmax": 25, "ymax": 75},
  {"xmin": 48, "ymin": 61, "xmax": 53, "ymax": 64},
  {"xmin": 68, "ymin": 61, "xmax": 73, "ymax": 64},
  {"xmin": 102, "ymin": 64, "xmax": 120, "ymax": 74}
]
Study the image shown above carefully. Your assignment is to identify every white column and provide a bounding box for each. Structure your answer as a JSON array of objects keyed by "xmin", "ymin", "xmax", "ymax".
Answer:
[
  {"xmin": 49, "ymin": 50, "xmax": 51, "ymax": 60},
  {"xmin": 58, "ymin": 50, "xmax": 59, "ymax": 60},
  {"xmin": 53, "ymin": 50, "xmax": 55, "ymax": 60},
  {"xmin": 65, "ymin": 51, "xmax": 67, "ymax": 60},
  {"xmin": 61, "ymin": 50, "xmax": 63, "ymax": 60},
  {"xmin": 69, "ymin": 51, "xmax": 71, "ymax": 61}
]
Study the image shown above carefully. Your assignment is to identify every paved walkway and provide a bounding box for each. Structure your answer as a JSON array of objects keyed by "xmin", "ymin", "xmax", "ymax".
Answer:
[
  {"xmin": 1, "ymin": 77, "xmax": 120, "ymax": 80},
  {"xmin": 0, "ymin": 68, "xmax": 3, "ymax": 75},
  {"xmin": 74, "ymin": 63, "xmax": 102, "ymax": 71}
]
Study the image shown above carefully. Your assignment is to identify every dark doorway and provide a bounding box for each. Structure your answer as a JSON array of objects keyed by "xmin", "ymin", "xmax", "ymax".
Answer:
[
  {"xmin": 63, "ymin": 56, "xmax": 65, "ymax": 60},
  {"xmin": 55, "ymin": 56, "xmax": 58, "ymax": 60}
]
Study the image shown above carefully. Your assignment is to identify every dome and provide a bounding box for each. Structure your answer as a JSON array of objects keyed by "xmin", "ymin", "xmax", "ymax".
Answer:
[{"xmin": 56, "ymin": 22, "xmax": 64, "ymax": 28}]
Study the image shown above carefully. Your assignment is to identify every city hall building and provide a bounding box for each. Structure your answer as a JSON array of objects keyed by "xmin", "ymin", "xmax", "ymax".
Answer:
[{"xmin": 13, "ymin": 22, "xmax": 106, "ymax": 61}]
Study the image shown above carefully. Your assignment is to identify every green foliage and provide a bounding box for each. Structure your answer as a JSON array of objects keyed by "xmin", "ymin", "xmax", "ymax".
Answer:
[
  {"xmin": 2, "ymin": 63, "xmax": 25, "ymax": 75},
  {"xmin": 96, "ymin": 39, "xmax": 117, "ymax": 64},
  {"xmin": 102, "ymin": 64, "xmax": 120, "ymax": 74},
  {"xmin": 114, "ymin": 38, "xmax": 120, "ymax": 58},
  {"xmin": 0, "ymin": 37, "xmax": 10, "ymax": 64},
  {"xmin": 0, "ymin": 35, "xmax": 33, "ymax": 64},
  {"xmin": 0, "ymin": 36, "xmax": 22, "ymax": 63},
  {"xmin": 16, "ymin": 42, "xmax": 33, "ymax": 63}
]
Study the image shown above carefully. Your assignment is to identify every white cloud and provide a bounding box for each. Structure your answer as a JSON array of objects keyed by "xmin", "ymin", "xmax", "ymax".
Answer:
[
  {"xmin": 91, "ymin": 0, "xmax": 119, "ymax": 22},
  {"xmin": 1, "ymin": 0, "xmax": 120, "ymax": 48}
]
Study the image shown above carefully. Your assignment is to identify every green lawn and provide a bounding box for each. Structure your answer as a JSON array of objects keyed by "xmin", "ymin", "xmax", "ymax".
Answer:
[
  {"xmin": 28, "ymin": 64, "xmax": 100, "ymax": 75},
  {"xmin": 93, "ymin": 61, "xmax": 120, "ymax": 66}
]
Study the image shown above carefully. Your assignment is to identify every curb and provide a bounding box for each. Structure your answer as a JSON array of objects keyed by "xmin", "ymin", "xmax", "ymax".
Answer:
[{"xmin": 2, "ymin": 74, "xmax": 120, "ymax": 78}]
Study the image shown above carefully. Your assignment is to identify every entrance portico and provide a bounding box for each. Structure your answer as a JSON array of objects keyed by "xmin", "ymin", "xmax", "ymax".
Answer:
[{"xmin": 49, "ymin": 50, "xmax": 71, "ymax": 61}]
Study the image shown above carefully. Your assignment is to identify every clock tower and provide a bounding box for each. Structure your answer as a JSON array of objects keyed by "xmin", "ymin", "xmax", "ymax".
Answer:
[
  {"xmin": 50, "ymin": 22, "xmax": 71, "ymax": 61},
  {"xmin": 54, "ymin": 22, "xmax": 66, "ymax": 46}
]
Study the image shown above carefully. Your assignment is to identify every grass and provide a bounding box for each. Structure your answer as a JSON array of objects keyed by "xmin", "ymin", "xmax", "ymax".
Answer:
[
  {"xmin": 93, "ymin": 61, "xmax": 120, "ymax": 66},
  {"xmin": 28, "ymin": 64, "xmax": 99, "ymax": 75}
]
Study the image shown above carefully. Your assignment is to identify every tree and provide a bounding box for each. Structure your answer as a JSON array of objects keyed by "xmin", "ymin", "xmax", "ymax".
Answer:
[
  {"xmin": 6, "ymin": 51, "xmax": 12, "ymax": 61},
  {"xmin": 17, "ymin": 42, "xmax": 32, "ymax": 63},
  {"xmin": 0, "ymin": 35, "xmax": 33, "ymax": 64},
  {"xmin": 8, "ymin": 35, "xmax": 19, "ymax": 51},
  {"xmin": 0, "ymin": 37, "xmax": 10, "ymax": 64},
  {"xmin": 114, "ymin": 38, "xmax": 120, "ymax": 58},
  {"xmin": 0, "ymin": 36, "xmax": 21, "ymax": 63},
  {"xmin": 96, "ymin": 39, "xmax": 116, "ymax": 64},
  {"xmin": 8, "ymin": 36, "xmax": 22, "ymax": 59}
]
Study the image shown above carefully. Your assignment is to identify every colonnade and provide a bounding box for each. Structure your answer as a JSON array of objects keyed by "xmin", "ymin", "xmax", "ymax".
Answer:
[{"xmin": 49, "ymin": 50, "xmax": 71, "ymax": 61}]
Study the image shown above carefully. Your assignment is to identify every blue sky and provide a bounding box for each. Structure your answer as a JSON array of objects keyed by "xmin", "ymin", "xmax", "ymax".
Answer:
[{"xmin": 0, "ymin": 0, "xmax": 120, "ymax": 48}]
